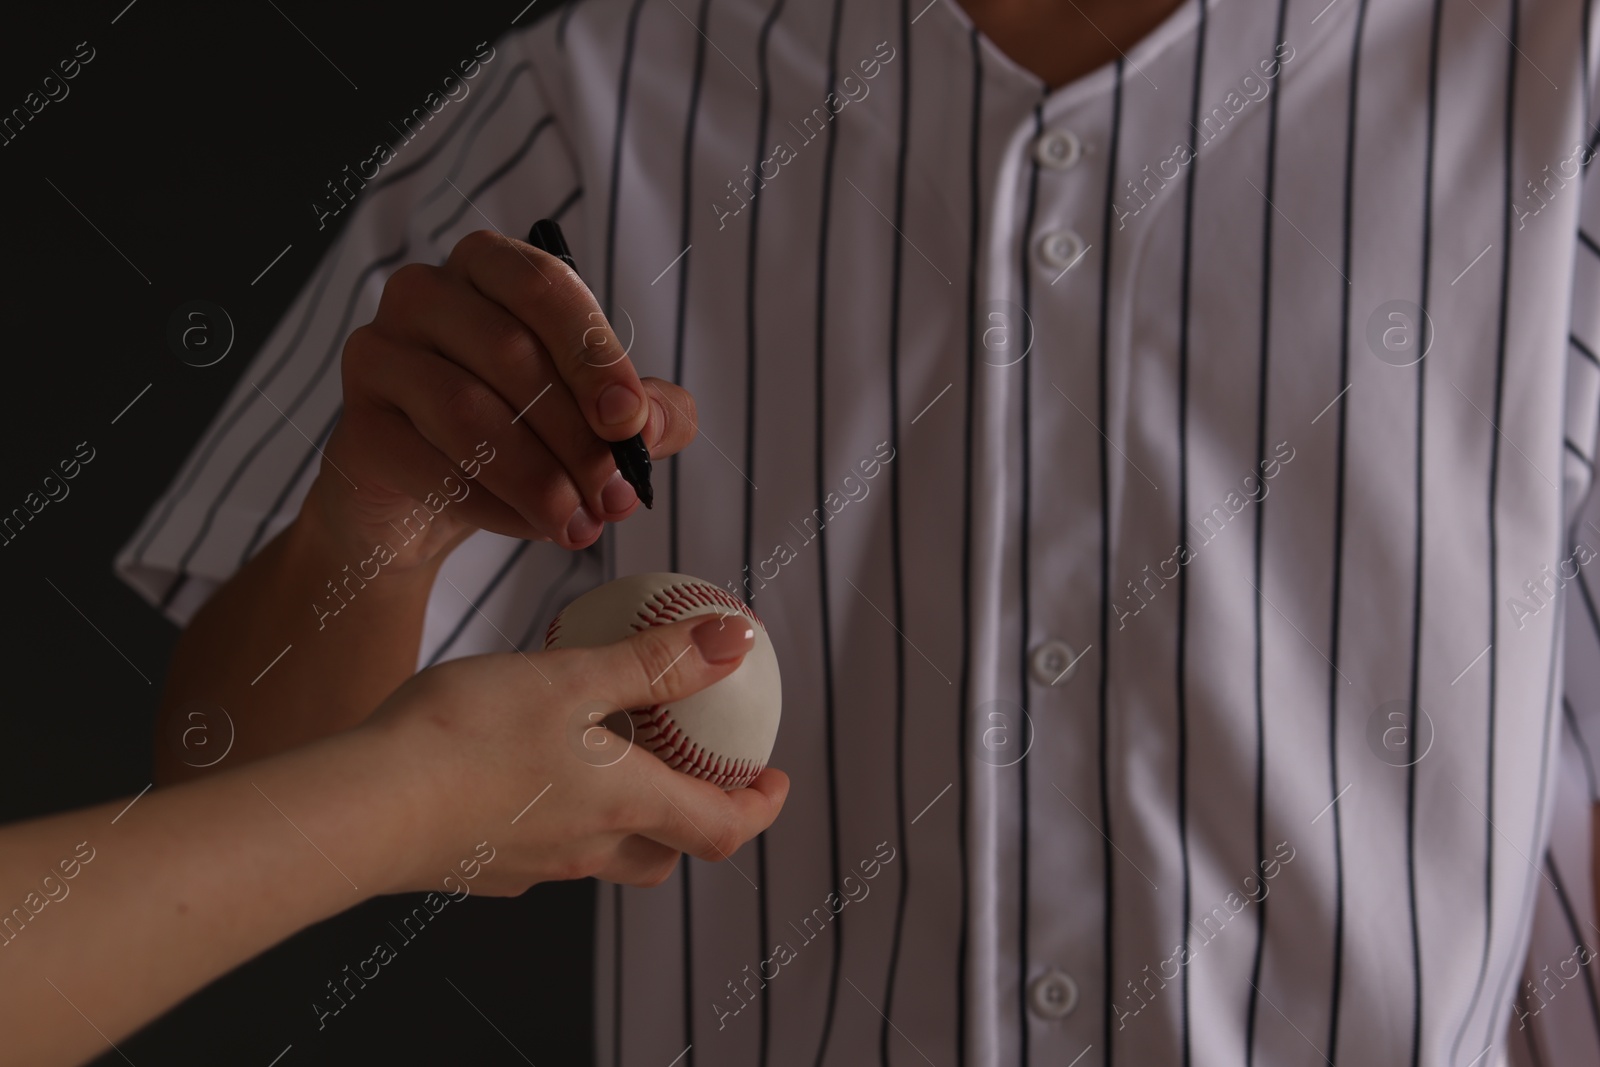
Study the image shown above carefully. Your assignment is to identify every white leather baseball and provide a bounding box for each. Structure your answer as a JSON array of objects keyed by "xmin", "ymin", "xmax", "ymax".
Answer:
[{"xmin": 543, "ymin": 572, "xmax": 781, "ymax": 790}]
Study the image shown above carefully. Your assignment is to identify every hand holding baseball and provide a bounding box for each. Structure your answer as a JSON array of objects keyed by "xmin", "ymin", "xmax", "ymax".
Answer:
[{"xmin": 363, "ymin": 613, "xmax": 789, "ymax": 897}]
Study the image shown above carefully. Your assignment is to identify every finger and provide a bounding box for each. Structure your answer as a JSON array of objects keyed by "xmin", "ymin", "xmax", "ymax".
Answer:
[
  {"xmin": 576, "ymin": 615, "xmax": 757, "ymax": 713},
  {"xmin": 631, "ymin": 767, "xmax": 789, "ymax": 862},
  {"xmin": 640, "ymin": 378, "xmax": 697, "ymax": 457},
  {"xmin": 384, "ymin": 271, "xmax": 640, "ymax": 522},
  {"xmin": 448, "ymin": 229, "xmax": 649, "ymax": 442},
  {"xmin": 591, "ymin": 834, "xmax": 683, "ymax": 889},
  {"xmin": 347, "ymin": 337, "xmax": 600, "ymax": 548}
]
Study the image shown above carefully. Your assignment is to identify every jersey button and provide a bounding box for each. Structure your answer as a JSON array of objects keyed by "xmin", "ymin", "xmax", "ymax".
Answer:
[
  {"xmin": 1029, "ymin": 640, "xmax": 1079, "ymax": 685},
  {"xmin": 1028, "ymin": 969, "xmax": 1079, "ymax": 1020},
  {"xmin": 1036, "ymin": 229, "xmax": 1086, "ymax": 273},
  {"xmin": 1034, "ymin": 128, "xmax": 1083, "ymax": 170}
]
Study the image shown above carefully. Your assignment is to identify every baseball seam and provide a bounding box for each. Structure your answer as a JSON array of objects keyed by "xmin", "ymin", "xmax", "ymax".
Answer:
[
  {"xmin": 633, "ymin": 581, "xmax": 766, "ymax": 631},
  {"xmin": 630, "ymin": 704, "xmax": 763, "ymax": 789},
  {"xmin": 545, "ymin": 581, "xmax": 768, "ymax": 789}
]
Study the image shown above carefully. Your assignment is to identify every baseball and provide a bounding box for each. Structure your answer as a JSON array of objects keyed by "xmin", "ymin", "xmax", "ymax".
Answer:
[{"xmin": 543, "ymin": 572, "xmax": 781, "ymax": 790}]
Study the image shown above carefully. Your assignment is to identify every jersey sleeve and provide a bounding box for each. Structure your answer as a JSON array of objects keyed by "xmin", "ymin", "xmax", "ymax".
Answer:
[
  {"xmin": 1503, "ymin": 226, "xmax": 1600, "ymax": 1067},
  {"xmin": 115, "ymin": 21, "xmax": 585, "ymax": 627},
  {"xmin": 1561, "ymin": 125, "xmax": 1600, "ymax": 801}
]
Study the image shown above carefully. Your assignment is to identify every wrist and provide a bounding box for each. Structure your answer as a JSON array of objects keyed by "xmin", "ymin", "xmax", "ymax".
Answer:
[
  {"xmin": 353, "ymin": 710, "xmax": 467, "ymax": 896},
  {"xmin": 289, "ymin": 475, "xmax": 456, "ymax": 586}
]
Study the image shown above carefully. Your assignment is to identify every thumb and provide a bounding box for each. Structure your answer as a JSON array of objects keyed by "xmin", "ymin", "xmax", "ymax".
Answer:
[
  {"xmin": 595, "ymin": 614, "xmax": 755, "ymax": 710},
  {"xmin": 641, "ymin": 378, "xmax": 698, "ymax": 457}
]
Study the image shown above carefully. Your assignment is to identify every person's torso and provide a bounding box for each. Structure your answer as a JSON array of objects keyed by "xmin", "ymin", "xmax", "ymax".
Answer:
[{"xmin": 474, "ymin": 0, "xmax": 1600, "ymax": 1062}]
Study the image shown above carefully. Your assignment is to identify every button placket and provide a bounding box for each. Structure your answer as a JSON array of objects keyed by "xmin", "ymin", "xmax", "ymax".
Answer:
[
  {"xmin": 1029, "ymin": 640, "xmax": 1079, "ymax": 686},
  {"xmin": 1034, "ymin": 128, "xmax": 1082, "ymax": 171},
  {"xmin": 1035, "ymin": 229, "xmax": 1086, "ymax": 273},
  {"xmin": 1027, "ymin": 969, "xmax": 1080, "ymax": 1020}
]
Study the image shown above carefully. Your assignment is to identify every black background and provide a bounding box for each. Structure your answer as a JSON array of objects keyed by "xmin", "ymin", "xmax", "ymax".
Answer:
[{"xmin": 0, "ymin": 2, "xmax": 593, "ymax": 1064}]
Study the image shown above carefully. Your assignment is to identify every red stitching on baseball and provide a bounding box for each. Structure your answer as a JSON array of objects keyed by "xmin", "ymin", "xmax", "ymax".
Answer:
[
  {"xmin": 632, "ymin": 581, "xmax": 765, "ymax": 632},
  {"xmin": 631, "ymin": 705, "xmax": 763, "ymax": 789},
  {"xmin": 547, "ymin": 580, "xmax": 768, "ymax": 789},
  {"xmin": 544, "ymin": 611, "xmax": 565, "ymax": 649}
]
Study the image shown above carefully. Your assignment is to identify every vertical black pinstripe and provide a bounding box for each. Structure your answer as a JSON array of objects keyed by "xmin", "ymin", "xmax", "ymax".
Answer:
[
  {"xmin": 808, "ymin": 0, "xmax": 848, "ymax": 1061},
  {"xmin": 1015, "ymin": 100, "xmax": 1044, "ymax": 1067},
  {"xmin": 955, "ymin": 24, "xmax": 983, "ymax": 1067},
  {"xmin": 670, "ymin": 0, "xmax": 712, "ymax": 574},
  {"xmin": 1449, "ymin": 1, "xmax": 1517, "ymax": 1060},
  {"xmin": 880, "ymin": 0, "xmax": 914, "ymax": 1061},
  {"xmin": 742, "ymin": 2, "xmax": 790, "ymax": 1061},
  {"xmin": 601, "ymin": 8, "xmax": 647, "ymax": 1063},
  {"xmin": 1545, "ymin": 854, "xmax": 1600, "ymax": 1037},
  {"xmin": 1406, "ymin": 3, "xmax": 1446, "ymax": 1061},
  {"xmin": 1564, "ymin": 700, "xmax": 1600, "ymax": 796},
  {"xmin": 1244, "ymin": 2, "xmax": 1290, "ymax": 1061},
  {"xmin": 1176, "ymin": 3, "xmax": 1208, "ymax": 1063},
  {"xmin": 611, "ymin": 885, "xmax": 623, "ymax": 1067},
  {"xmin": 602, "ymin": 0, "xmax": 648, "ymax": 319},
  {"xmin": 1323, "ymin": 11, "xmax": 1369, "ymax": 1061},
  {"xmin": 1574, "ymin": 0, "xmax": 1587, "ymax": 128},
  {"xmin": 1584, "ymin": 0, "xmax": 1594, "ymax": 143},
  {"xmin": 1097, "ymin": 55, "xmax": 1127, "ymax": 1067},
  {"xmin": 670, "ymin": 1, "xmax": 712, "ymax": 1062}
]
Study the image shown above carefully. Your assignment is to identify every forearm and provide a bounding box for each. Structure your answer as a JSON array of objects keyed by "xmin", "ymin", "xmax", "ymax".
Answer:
[
  {"xmin": 156, "ymin": 490, "xmax": 442, "ymax": 783},
  {"xmin": 0, "ymin": 726, "xmax": 419, "ymax": 1067}
]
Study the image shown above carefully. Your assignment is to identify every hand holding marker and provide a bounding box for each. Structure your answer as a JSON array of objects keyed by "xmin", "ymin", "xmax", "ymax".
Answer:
[
  {"xmin": 314, "ymin": 212, "xmax": 688, "ymax": 569},
  {"xmin": 526, "ymin": 219, "xmax": 654, "ymax": 509}
]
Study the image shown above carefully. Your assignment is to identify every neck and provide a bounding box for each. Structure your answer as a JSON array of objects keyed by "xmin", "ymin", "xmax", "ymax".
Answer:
[{"xmin": 955, "ymin": 0, "xmax": 1187, "ymax": 89}]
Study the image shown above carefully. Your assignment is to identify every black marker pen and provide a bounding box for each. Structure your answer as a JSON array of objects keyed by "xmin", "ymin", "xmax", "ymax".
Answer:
[{"xmin": 525, "ymin": 218, "xmax": 654, "ymax": 509}]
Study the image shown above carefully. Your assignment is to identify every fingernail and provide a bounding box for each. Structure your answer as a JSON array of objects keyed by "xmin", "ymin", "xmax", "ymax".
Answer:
[
  {"xmin": 601, "ymin": 470, "xmax": 636, "ymax": 515},
  {"xmin": 565, "ymin": 505, "xmax": 600, "ymax": 545},
  {"xmin": 598, "ymin": 383, "xmax": 642, "ymax": 427},
  {"xmin": 692, "ymin": 616, "xmax": 755, "ymax": 663}
]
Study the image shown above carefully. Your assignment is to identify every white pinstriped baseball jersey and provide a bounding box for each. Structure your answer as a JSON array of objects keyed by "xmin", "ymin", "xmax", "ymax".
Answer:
[{"xmin": 117, "ymin": 0, "xmax": 1600, "ymax": 1063}]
